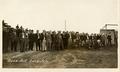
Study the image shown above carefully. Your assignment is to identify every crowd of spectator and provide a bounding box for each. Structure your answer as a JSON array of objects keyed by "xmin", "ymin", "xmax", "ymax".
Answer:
[{"xmin": 3, "ymin": 20, "xmax": 114, "ymax": 53}]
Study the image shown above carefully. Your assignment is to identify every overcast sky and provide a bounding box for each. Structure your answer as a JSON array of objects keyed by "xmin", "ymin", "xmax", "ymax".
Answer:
[{"xmin": 0, "ymin": 0, "xmax": 119, "ymax": 33}]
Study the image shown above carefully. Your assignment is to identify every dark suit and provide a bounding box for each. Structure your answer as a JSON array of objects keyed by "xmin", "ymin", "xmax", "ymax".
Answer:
[
  {"xmin": 51, "ymin": 33, "xmax": 57, "ymax": 50},
  {"xmin": 107, "ymin": 35, "xmax": 112, "ymax": 46},
  {"xmin": 62, "ymin": 33, "xmax": 70, "ymax": 49},
  {"xmin": 56, "ymin": 33, "xmax": 63, "ymax": 50},
  {"xmin": 3, "ymin": 30, "xmax": 9, "ymax": 53},
  {"xmin": 10, "ymin": 31, "xmax": 17, "ymax": 52},
  {"xmin": 46, "ymin": 33, "xmax": 52, "ymax": 51},
  {"xmin": 40, "ymin": 33, "xmax": 46, "ymax": 42},
  {"xmin": 19, "ymin": 32, "xmax": 26, "ymax": 52},
  {"xmin": 35, "ymin": 33, "xmax": 41, "ymax": 51},
  {"xmin": 28, "ymin": 33, "xmax": 34, "ymax": 51}
]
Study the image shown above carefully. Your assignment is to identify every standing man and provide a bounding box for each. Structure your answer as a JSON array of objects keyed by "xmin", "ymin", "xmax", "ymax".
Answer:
[
  {"xmin": 81, "ymin": 33, "xmax": 87, "ymax": 47},
  {"xmin": 16, "ymin": 25, "xmax": 20, "ymax": 52},
  {"xmin": 46, "ymin": 31, "xmax": 52, "ymax": 51},
  {"xmin": 65, "ymin": 31, "xmax": 70, "ymax": 49},
  {"xmin": 80, "ymin": 33, "xmax": 84, "ymax": 47},
  {"xmin": 107, "ymin": 33, "xmax": 112, "ymax": 46},
  {"xmin": 71, "ymin": 32, "xmax": 76, "ymax": 48},
  {"xmin": 68, "ymin": 32, "xmax": 72, "ymax": 49},
  {"xmin": 56, "ymin": 31, "xmax": 63, "ymax": 51},
  {"xmin": 10, "ymin": 28, "xmax": 17, "ymax": 52},
  {"xmin": 41, "ymin": 30, "xmax": 47, "ymax": 51},
  {"xmin": 88, "ymin": 34, "xmax": 93, "ymax": 49},
  {"xmin": 24, "ymin": 29, "xmax": 29, "ymax": 51},
  {"xmin": 28, "ymin": 30, "xmax": 34, "ymax": 51},
  {"xmin": 75, "ymin": 32, "xmax": 80, "ymax": 48},
  {"xmin": 35, "ymin": 30, "xmax": 41, "ymax": 51},
  {"xmin": 62, "ymin": 31, "xmax": 66, "ymax": 49},
  {"xmin": 3, "ymin": 27, "xmax": 10, "ymax": 53},
  {"xmin": 19, "ymin": 26, "xmax": 26, "ymax": 52},
  {"xmin": 51, "ymin": 31, "xmax": 57, "ymax": 51},
  {"xmin": 62, "ymin": 31, "xmax": 70, "ymax": 49}
]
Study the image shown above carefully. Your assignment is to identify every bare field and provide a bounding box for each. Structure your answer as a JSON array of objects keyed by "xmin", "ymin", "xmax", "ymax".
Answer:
[{"xmin": 3, "ymin": 47, "xmax": 117, "ymax": 68}]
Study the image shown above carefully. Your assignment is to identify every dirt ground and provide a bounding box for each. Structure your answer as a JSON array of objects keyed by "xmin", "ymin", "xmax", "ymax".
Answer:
[{"xmin": 3, "ymin": 46, "xmax": 117, "ymax": 68}]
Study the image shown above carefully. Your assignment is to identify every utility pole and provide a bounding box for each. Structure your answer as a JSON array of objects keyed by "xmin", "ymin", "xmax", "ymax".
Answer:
[{"xmin": 65, "ymin": 19, "xmax": 66, "ymax": 31}]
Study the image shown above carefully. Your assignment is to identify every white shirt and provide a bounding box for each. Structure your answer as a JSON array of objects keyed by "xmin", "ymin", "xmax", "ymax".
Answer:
[{"xmin": 22, "ymin": 33, "xmax": 25, "ymax": 38}]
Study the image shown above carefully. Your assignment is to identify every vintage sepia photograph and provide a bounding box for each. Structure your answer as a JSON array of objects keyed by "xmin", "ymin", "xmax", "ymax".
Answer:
[{"xmin": 0, "ymin": 0, "xmax": 119, "ymax": 70}]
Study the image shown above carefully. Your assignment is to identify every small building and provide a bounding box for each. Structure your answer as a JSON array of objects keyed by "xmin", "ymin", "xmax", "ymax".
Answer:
[{"xmin": 100, "ymin": 29, "xmax": 118, "ymax": 45}]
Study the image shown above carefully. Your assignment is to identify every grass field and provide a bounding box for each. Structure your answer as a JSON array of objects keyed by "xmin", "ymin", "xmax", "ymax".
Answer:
[{"xmin": 3, "ymin": 46, "xmax": 117, "ymax": 68}]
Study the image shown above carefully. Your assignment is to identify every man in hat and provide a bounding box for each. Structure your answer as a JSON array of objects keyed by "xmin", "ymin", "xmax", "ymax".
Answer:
[{"xmin": 35, "ymin": 30, "xmax": 41, "ymax": 51}]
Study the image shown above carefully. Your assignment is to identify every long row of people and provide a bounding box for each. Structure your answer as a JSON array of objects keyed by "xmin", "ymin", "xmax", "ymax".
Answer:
[{"xmin": 3, "ymin": 24, "xmax": 113, "ymax": 53}]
